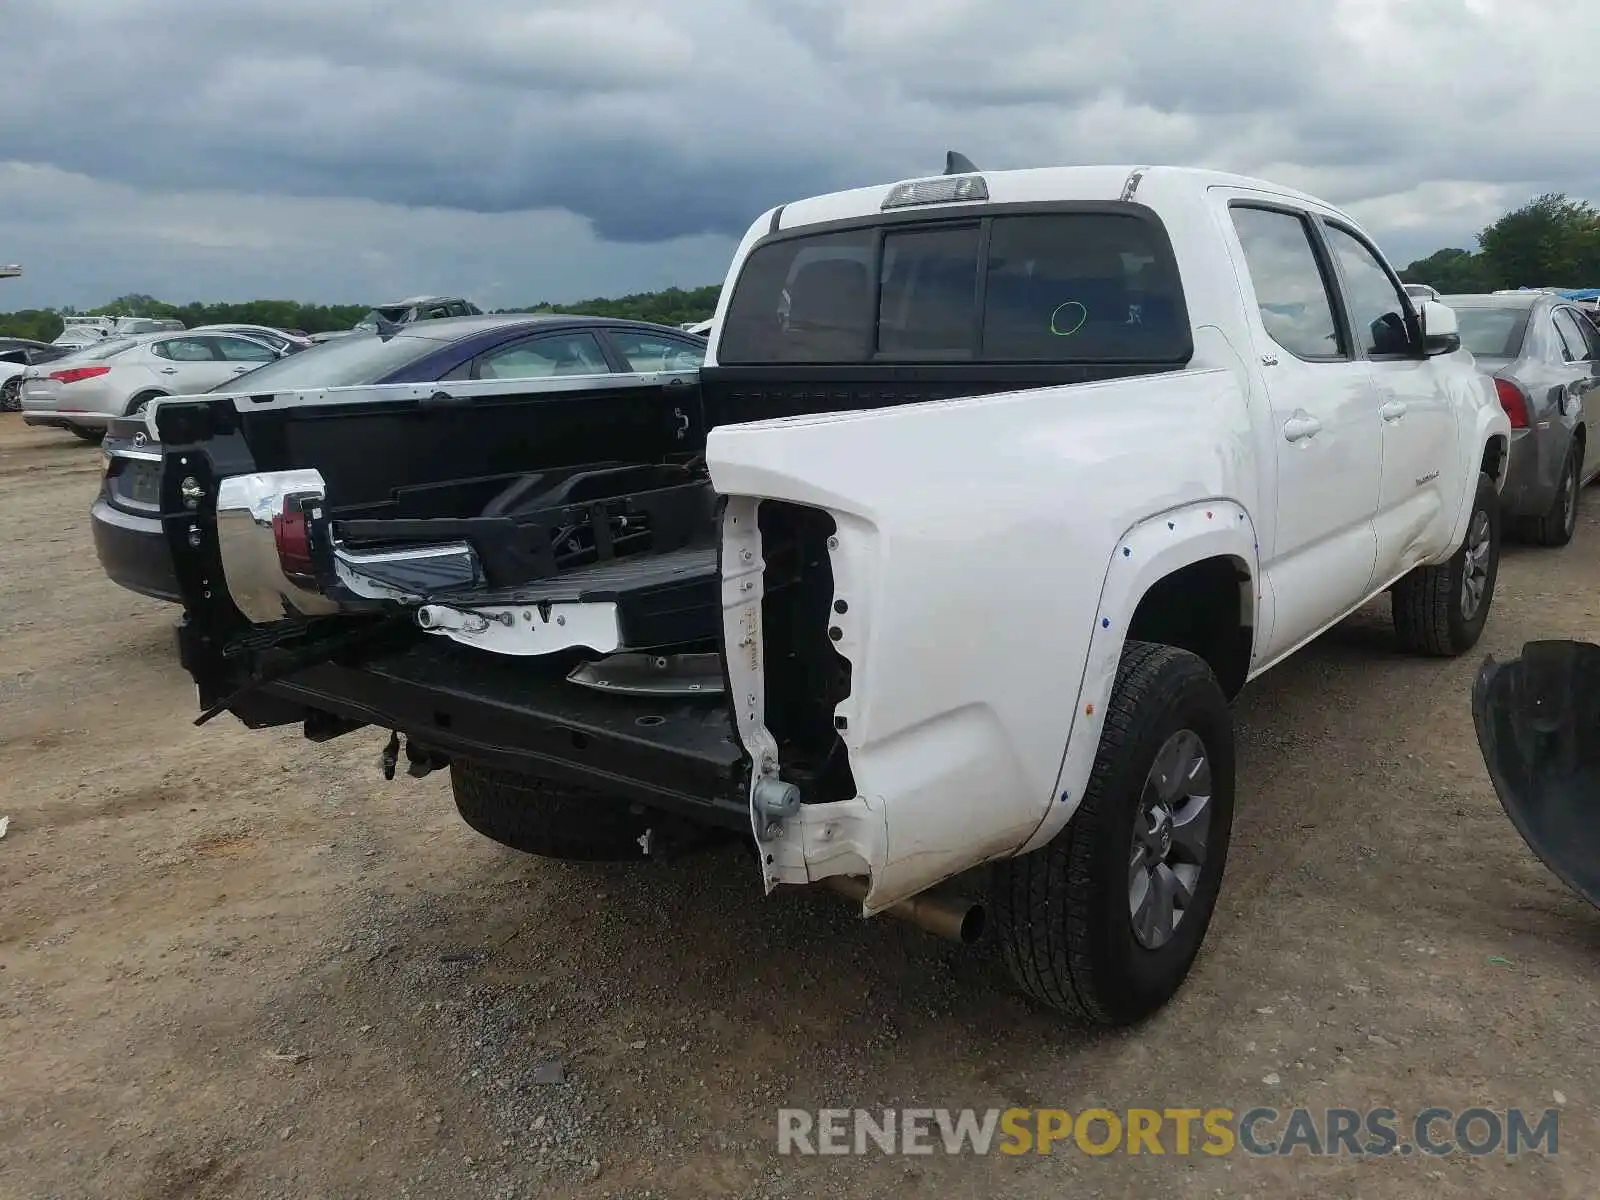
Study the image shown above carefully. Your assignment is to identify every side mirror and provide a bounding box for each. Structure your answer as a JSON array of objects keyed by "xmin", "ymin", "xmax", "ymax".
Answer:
[{"xmin": 1420, "ymin": 299, "xmax": 1461, "ymax": 356}]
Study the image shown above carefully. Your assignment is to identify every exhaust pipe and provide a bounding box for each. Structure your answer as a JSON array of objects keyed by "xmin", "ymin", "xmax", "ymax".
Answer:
[{"xmin": 822, "ymin": 875, "xmax": 986, "ymax": 944}]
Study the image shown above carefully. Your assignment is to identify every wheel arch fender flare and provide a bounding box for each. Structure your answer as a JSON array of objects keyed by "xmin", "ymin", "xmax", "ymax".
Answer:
[
  {"xmin": 1441, "ymin": 404, "xmax": 1512, "ymax": 558},
  {"xmin": 1013, "ymin": 497, "xmax": 1261, "ymax": 857}
]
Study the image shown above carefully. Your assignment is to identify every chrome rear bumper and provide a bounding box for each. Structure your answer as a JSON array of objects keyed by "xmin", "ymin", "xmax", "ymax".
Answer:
[
  {"xmin": 212, "ymin": 468, "xmax": 634, "ymax": 657},
  {"xmin": 215, "ymin": 468, "xmax": 482, "ymax": 623}
]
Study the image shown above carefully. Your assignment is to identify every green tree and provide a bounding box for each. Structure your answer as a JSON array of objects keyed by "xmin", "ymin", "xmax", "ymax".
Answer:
[
  {"xmin": 1476, "ymin": 193, "xmax": 1600, "ymax": 290},
  {"xmin": 1399, "ymin": 247, "xmax": 1494, "ymax": 294},
  {"xmin": 505, "ymin": 284, "xmax": 721, "ymax": 327},
  {"xmin": 0, "ymin": 285, "xmax": 722, "ymax": 342},
  {"xmin": 0, "ymin": 309, "xmax": 66, "ymax": 342}
]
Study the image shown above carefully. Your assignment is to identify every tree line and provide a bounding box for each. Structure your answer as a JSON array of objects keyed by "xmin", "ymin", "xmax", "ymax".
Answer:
[
  {"xmin": 0, "ymin": 285, "xmax": 722, "ymax": 343},
  {"xmin": 1399, "ymin": 193, "xmax": 1600, "ymax": 294},
  {"xmin": 3, "ymin": 192, "xmax": 1596, "ymax": 344}
]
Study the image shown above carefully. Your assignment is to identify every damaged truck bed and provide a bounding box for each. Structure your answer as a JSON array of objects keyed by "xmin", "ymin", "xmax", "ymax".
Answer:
[{"xmin": 156, "ymin": 366, "xmax": 1034, "ymax": 832}]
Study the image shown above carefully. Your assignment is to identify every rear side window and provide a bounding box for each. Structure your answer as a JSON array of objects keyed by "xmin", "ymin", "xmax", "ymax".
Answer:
[
  {"xmin": 475, "ymin": 332, "xmax": 611, "ymax": 379},
  {"xmin": 718, "ymin": 210, "xmax": 1189, "ymax": 365},
  {"xmin": 152, "ymin": 337, "xmax": 216, "ymax": 361},
  {"xmin": 1229, "ymin": 206, "xmax": 1344, "ymax": 361},
  {"xmin": 1575, "ymin": 310, "xmax": 1600, "ymax": 359},
  {"xmin": 608, "ymin": 330, "xmax": 706, "ymax": 372},
  {"xmin": 210, "ymin": 336, "xmax": 278, "ymax": 362},
  {"xmin": 1552, "ymin": 308, "xmax": 1594, "ymax": 363}
]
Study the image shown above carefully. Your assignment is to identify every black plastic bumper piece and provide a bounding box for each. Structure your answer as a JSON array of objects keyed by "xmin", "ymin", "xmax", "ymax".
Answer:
[
  {"xmin": 1472, "ymin": 639, "xmax": 1600, "ymax": 909},
  {"xmin": 91, "ymin": 498, "xmax": 184, "ymax": 602}
]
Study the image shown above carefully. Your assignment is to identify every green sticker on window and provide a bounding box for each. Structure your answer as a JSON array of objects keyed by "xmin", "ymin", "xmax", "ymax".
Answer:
[{"xmin": 1050, "ymin": 301, "xmax": 1088, "ymax": 336}]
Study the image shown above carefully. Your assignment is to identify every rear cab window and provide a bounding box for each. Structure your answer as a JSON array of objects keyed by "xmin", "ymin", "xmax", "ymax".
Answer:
[{"xmin": 717, "ymin": 208, "xmax": 1191, "ymax": 365}]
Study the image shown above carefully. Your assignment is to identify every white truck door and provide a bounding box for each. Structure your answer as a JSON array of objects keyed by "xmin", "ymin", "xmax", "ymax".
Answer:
[
  {"xmin": 1319, "ymin": 221, "xmax": 1459, "ymax": 580},
  {"xmin": 1223, "ymin": 199, "xmax": 1382, "ymax": 664}
]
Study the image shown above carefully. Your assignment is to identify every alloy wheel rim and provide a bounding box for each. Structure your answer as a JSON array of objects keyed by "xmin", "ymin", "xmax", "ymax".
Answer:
[
  {"xmin": 1129, "ymin": 728, "xmax": 1213, "ymax": 951},
  {"xmin": 1461, "ymin": 509, "xmax": 1492, "ymax": 620}
]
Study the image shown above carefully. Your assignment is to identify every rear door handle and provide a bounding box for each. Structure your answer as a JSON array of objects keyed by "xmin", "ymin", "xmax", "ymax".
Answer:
[
  {"xmin": 1381, "ymin": 400, "xmax": 1408, "ymax": 421},
  {"xmin": 158, "ymin": 367, "xmax": 178, "ymax": 375},
  {"xmin": 1283, "ymin": 414, "xmax": 1322, "ymax": 442}
]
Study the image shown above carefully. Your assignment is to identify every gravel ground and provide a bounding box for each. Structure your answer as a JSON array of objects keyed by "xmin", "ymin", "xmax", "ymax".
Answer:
[{"xmin": 0, "ymin": 416, "xmax": 1597, "ymax": 1199}]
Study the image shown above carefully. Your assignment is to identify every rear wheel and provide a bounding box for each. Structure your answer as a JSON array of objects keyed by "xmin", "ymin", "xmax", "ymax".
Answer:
[
  {"xmin": 0, "ymin": 376, "xmax": 19, "ymax": 412},
  {"xmin": 450, "ymin": 759, "xmax": 727, "ymax": 862},
  {"xmin": 1391, "ymin": 471, "xmax": 1500, "ymax": 655},
  {"xmin": 1529, "ymin": 441, "xmax": 1581, "ymax": 547},
  {"xmin": 127, "ymin": 391, "xmax": 166, "ymax": 417},
  {"xmin": 990, "ymin": 641, "xmax": 1235, "ymax": 1026},
  {"xmin": 69, "ymin": 426, "xmax": 104, "ymax": 444}
]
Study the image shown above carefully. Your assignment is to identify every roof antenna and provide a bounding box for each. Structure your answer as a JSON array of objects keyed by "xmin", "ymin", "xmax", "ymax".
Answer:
[{"xmin": 944, "ymin": 151, "xmax": 979, "ymax": 175}]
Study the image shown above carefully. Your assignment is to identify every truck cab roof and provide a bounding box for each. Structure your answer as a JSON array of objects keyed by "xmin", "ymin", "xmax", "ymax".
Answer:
[{"xmin": 768, "ymin": 164, "xmax": 1350, "ymax": 237}]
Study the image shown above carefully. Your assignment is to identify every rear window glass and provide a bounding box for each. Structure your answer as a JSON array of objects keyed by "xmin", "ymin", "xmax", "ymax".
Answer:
[
  {"xmin": 1453, "ymin": 307, "xmax": 1529, "ymax": 359},
  {"xmin": 204, "ymin": 330, "xmax": 442, "ymax": 392},
  {"xmin": 718, "ymin": 211, "xmax": 1189, "ymax": 365},
  {"xmin": 88, "ymin": 338, "xmax": 141, "ymax": 359}
]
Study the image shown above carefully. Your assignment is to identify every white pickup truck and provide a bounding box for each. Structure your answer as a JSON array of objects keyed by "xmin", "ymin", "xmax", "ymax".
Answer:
[{"xmin": 150, "ymin": 160, "xmax": 1510, "ymax": 1026}]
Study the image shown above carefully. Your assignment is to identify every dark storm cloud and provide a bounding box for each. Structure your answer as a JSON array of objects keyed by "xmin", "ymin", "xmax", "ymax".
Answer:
[
  {"xmin": 2, "ymin": 0, "xmax": 1598, "ymax": 308},
  {"xmin": 0, "ymin": 0, "xmax": 891, "ymax": 243}
]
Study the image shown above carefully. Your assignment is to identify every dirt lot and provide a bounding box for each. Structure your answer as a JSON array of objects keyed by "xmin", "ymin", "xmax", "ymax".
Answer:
[{"xmin": 0, "ymin": 417, "xmax": 1596, "ymax": 1200}]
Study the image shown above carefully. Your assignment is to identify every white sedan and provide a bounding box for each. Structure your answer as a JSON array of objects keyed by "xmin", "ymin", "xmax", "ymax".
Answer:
[{"xmin": 21, "ymin": 330, "xmax": 284, "ymax": 442}]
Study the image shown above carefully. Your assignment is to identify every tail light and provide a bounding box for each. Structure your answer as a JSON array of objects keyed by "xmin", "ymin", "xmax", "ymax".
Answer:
[
  {"xmin": 48, "ymin": 366, "xmax": 111, "ymax": 385},
  {"xmin": 1494, "ymin": 377, "xmax": 1530, "ymax": 429},
  {"xmin": 272, "ymin": 507, "xmax": 315, "ymax": 580}
]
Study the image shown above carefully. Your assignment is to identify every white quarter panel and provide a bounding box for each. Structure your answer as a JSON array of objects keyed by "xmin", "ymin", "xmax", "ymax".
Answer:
[{"xmin": 707, "ymin": 367, "xmax": 1258, "ymax": 909}]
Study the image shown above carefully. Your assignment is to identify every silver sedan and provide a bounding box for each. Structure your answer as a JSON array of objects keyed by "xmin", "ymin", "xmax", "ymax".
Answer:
[
  {"xmin": 1445, "ymin": 291, "xmax": 1600, "ymax": 546},
  {"xmin": 20, "ymin": 330, "xmax": 284, "ymax": 442}
]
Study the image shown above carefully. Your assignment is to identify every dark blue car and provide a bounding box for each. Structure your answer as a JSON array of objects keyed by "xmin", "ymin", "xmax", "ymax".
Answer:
[{"xmin": 91, "ymin": 314, "xmax": 710, "ymax": 602}]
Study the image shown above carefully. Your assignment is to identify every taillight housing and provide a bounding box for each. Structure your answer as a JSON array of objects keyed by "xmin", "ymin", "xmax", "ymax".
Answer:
[
  {"xmin": 272, "ymin": 508, "xmax": 315, "ymax": 580},
  {"xmin": 1494, "ymin": 377, "xmax": 1530, "ymax": 429},
  {"xmin": 48, "ymin": 366, "xmax": 111, "ymax": 385}
]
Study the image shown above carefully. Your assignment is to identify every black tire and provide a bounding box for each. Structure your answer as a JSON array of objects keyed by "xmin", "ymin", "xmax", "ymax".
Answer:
[
  {"xmin": 990, "ymin": 641, "xmax": 1235, "ymax": 1026},
  {"xmin": 451, "ymin": 760, "xmax": 660, "ymax": 862},
  {"xmin": 69, "ymin": 426, "xmax": 104, "ymax": 444},
  {"xmin": 126, "ymin": 391, "xmax": 166, "ymax": 416},
  {"xmin": 1391, "ymin": 471, "xmax": 1500, "ymax": 656},
  {"xmin": 0, "ymin": 376, "xmax": 19, "ymax": 412},
  {"xmin": 1530, "ymin": 441, "xmax": 1581, "ymax": 547}
]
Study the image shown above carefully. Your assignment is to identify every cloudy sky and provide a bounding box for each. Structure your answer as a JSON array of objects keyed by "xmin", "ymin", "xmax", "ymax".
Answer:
[{"xmin": 0, "ymin": 0, "xmax": 1586, "ymax": 311}]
